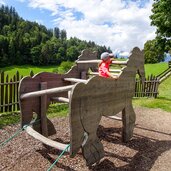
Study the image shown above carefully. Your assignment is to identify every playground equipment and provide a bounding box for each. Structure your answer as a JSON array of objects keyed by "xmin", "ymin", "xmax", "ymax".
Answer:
[{"xmin": 19, "ymin": 47, "xmax": 145, "ymax": 165}]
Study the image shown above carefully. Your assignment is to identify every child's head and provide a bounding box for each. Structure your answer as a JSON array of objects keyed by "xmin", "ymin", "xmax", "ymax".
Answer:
[{"xmin": 101, "ymin": 52, "xmax": 114, "ymax": 63}]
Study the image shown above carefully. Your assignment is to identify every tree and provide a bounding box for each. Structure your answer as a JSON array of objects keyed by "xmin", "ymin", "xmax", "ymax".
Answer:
[
  {"xmin": 60, "ymin": 29, "xmax": 67, "ymax": 41},
  {"xmin": 144, "ymin": 39, "xmax": 165, "ymax": 63},
  {"xmin": 150, "ymin": 0, "xmax": 171, "ymax": 38},
  {"xmin": 150, "ymin": 0, "xmax": 171, "ymax": 55},
  {"xmin": 53, "ymin": 27, "xmax": 60, "ymax": 39},
  {"xmin": 30, "ymin": 46, "xmax": 41, "ymax": 65},
  {"xmin": 66, "ymin": 46, "xmax": 79, "ymax": 61}
]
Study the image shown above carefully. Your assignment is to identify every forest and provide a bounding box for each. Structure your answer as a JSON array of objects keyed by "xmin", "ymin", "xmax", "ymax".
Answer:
[{"xmin": 0, "ymin": 5, "xmax": 111, "ymax": 67}]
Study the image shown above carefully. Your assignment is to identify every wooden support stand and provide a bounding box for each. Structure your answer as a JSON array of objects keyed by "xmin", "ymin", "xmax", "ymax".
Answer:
[{"xmin": 40, "ymin": 82, "xmax": 48, "ymax": 137}]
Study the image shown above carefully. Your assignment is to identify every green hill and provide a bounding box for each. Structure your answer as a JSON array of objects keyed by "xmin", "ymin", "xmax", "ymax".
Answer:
[{"xmin": 0, "ymin": 5, "xmax": 111, "ymax": 67}]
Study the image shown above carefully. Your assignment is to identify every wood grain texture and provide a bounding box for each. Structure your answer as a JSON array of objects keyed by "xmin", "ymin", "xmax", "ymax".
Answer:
[
  {"xmin": 69, "ymin": 47, "xmax": 145, "ymax": 165},
  {"xmin": 19, "ymin": 47, "xmax": 145, "ymax": 166}
]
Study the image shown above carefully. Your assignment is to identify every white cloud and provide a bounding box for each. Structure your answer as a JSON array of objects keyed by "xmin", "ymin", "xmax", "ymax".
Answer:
[
  {"xmin": 0, "ymin": 0, "xmax": 5, "ymax": 5},
  {"xmin": 26, "ymin": 0, "xmax": 156, "ymax": 52}
]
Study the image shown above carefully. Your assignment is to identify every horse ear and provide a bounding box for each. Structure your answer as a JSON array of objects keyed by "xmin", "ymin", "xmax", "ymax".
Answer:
[{"xmin": 131, "ymin": 47, "xmax": 141, "ymax": 53}]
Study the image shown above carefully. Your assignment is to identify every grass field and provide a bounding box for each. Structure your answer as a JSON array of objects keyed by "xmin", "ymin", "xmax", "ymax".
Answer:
[
  {"xmin": 0, "ymin": 62, "xmax": 168, "ymax": 79},
  {"xmin": 133, "ymin": 74, "xmax": 171, "ymax": 112},
  {"xmin": 0, "ymin": 62, "xmax": 170, "ymax": 128},
  {"xmin": 0, "ymin": 65, "xmax": 58, "ymax": 79},
  {"xmin": 145, "ymin": 62, "xmax": 168, "ymax": 77}
]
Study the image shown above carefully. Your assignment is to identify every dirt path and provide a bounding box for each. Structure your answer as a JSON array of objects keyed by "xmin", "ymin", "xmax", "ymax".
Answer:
[{"xmin": 0, "ymin": 107, "xmax": 171, "ymax": 171}]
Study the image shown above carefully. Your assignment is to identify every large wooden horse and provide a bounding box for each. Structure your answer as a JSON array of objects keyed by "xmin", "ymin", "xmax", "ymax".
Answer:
[
  {"xmin": 69, "ymin": 47, "xmax": 145, "ymax": 165},
  {"xmin": 19, "ymin": 47, "xmax": 144, "ymax": 166}
]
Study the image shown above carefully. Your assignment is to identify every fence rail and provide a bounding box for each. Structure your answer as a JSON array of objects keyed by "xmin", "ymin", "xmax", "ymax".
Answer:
[
  {"xmin": 135, "ymin": 75, "xmax": 159, "ymax": 98},
  {"xmin": 169, "ymin": 61, "xmax": 171, "ymax": 68},
  {"xmin": 0, "ymin": 71, "xmax": 159, "ymax": 113},
  {"xmin": 0, "ymin": 71, "xmax": 34, "ymax": 113}
]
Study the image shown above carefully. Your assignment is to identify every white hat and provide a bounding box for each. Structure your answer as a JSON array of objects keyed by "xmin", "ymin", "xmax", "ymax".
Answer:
[{"xmin": 101, "ymin": 52, "xmax": 114, "ymax": 61}]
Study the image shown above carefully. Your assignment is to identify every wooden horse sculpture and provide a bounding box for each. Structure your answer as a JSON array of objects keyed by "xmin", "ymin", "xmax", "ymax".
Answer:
[
  {"xmin": 69, "ymin": 47, "xmax": 145, "ymax": 165},
  {"xmin": 19, "ymin": 47, "xmax": 144, "ymax": 166}
]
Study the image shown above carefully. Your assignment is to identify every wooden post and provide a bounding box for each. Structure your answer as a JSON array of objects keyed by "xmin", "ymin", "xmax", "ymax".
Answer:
[
  {"xmin": 40, "ymin": 82, "xmax": 48, "ymax": 137},
  {"xmin": 1, "ymin": 72, "xmax": 4, "ymax": 113},
  {"xmin": 81, "ymin": 71, "xmax": 87, "ymax": 79}
]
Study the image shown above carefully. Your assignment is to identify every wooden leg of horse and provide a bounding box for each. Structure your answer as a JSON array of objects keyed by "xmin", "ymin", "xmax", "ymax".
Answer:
[
  {"xmin": 122, "ymin": 99, "xmax": 136, "ymax": 142},
  {"xmin": 82, "ymin": 133, "xmax": 104, "ymax": 166}
]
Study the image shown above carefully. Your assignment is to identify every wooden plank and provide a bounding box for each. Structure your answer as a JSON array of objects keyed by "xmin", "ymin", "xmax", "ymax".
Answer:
[
  {"xmin": 76, "ymin": 59, "xmax": 101, "ymax": 64},
  {"xmin": 111, "ymin": 60, "xmax": 128, "ymax": 65},
  {"xmin": 109, "ymin": 69, "xmax": 122, "ymax": 73},
  {"xmin": 40, "ymin": 82, "xmax": 48, "ymax": 137},
  {"xmin": 51, "ymin": 97, "xmax": 69, "ymax": 103},
  {"xmin": 9, "ymin": 79, "xmax": 13, "ymax": 111},
  {"xmin": 0, "ymin": 102, "xmax": 18, "ymax": 107},
  {"xmin": 13, "ymin": 75, "xmax": 16, "ymax": 111},
  {"xmin": 5, "ymin": 75, "xmax": 9, "ymax": 112},
  {"xmin": 89, "ymin": 72, "xmax": 119, "ymax": 76},
  {"xmin": 64, "ymin": 78, "xmax": 87, "ymax": 83},
  {"xmin": 16, "ymin": 71, "xmax": 20, "ymax": 110},
  {"xmin": 20, "ymin": 85, "xmax": 73, "ymax": 100},
  {"xmin": 25, "ymin": 126, "xmax": 70, "ymax": 152},
  {"xmin": 105, "ymin": 116, "xmax": 122, "ymax": 121},
  {"xmin": 76, "ymin": 60, "xmax": 128, "ymax": 65},
  {"xmin": 1, "ymin": 72, "xmax": 4, "ymax": 113}
]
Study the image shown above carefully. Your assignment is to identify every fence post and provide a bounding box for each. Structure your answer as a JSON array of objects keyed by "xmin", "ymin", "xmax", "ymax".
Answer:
[
  {"xmin": 9, "ymin": 78, "xmax": 13, "ymax": 111},
  {"xmin": 0, "ymin": 72, "xmax": 5, "ymax": 113},
  {"xmin": 30, "ymin": 70, "xmax": 34, "ymax": 77},
  {"xmin": 5, "ymin": 75, "xmax": 9, "ymax": 112},
  {"xmin": 168, "ymin": 61, "xmax": 171, "ymax": 68},
  {"xmin": 16, "ymin": 71, "xmax": 20, "ymax": 110}
]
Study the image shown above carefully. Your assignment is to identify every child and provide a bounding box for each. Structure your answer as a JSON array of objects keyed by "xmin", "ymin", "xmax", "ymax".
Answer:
[{"xmin": 98, "ymin": 52, "xmax": 118, "ymax": 79}]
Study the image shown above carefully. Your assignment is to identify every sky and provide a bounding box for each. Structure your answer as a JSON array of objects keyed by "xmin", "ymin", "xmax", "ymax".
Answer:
[{"xmin": 0, "ymin": 0, "xmax": 156, "ymax": 56}]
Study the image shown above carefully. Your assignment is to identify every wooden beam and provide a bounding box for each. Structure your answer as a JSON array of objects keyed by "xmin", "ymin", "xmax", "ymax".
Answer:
[
  {"xmin": 88, "ymin": 72, "xmax": 99, "ymax": 76},
  {"xmin": 111, "ymin": 60, "xmax": 128, "ymax": 65},
  {"xmin": 64, "ymin": 78, "xmax": 87, "ymax": 83},
  {"xmin": 20, "ymin": 85, "xmax": 73, "ymax": 100},
  {"xmin": 51, "ymin": 97, "xmax": 69, "ymax": 103},
  {"xmin": 109, "ymin": 69, "xmax": 122, "ymax": 73},
  {"xmin": 105, "ymin": 116, "xmax": 122, "ymax": 121},
  {"xmin": 89, "ymin": 72, "xmax": 119, "ymax": 76},
  {"xmin": 25, "ymin": 126, "xmax": 70, "ymax": 152},
  {"xmin": 40, "ymin": 82, "xmax": 48, "ymax": 137},
  {"xmin": 76, "ymin": 59, "xmax": 101, "ymax": 64}
]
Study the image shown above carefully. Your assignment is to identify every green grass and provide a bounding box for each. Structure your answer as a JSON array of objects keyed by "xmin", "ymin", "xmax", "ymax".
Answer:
[
  {"xmin": 133, "ymin": 62, "xmax": 171, "ymax": 112},
  {"xmin": 0, "ymin": 62, "xmax": 168, "ymax": 78},
  {"xmin": 0, "ymin": 112, "xmax": 20, "ymax": 128},
  {"xmin": 133, "ymin": 75, "xmax": 171, "ymax": 112},
  {"xmin": 0, "ymin": 103, "xmax": 68, "ymax": 128},
  {"xmin": 0, "ymin": 62, "xmax": 170, "ymax": 128},
  {"xmin": 145, "ymin": 62, "xmax": 168, "ymax": 77},
  {"xmin": 0, "ymin": 65, "xmax": 58, "ymax": 79},
  {"xmin": 47, "ymin": 103, "xmax": 69, "ymax": 118}
]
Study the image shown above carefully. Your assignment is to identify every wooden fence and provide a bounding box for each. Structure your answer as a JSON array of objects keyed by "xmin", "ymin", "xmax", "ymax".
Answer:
[
  {"xmin": 0, "ymin": 71, "xmax": 34, "ymax": 113},
  {"xmin": 0, "ymin": 71, "xmax": 159, "ymax": 113},
  {"xmin": 135, "ymin": 75, "xmax": 159, "ymax": 98},
  {"xmin": 168, "ymin": 61, "xmax": 171, "ymax": 68}
]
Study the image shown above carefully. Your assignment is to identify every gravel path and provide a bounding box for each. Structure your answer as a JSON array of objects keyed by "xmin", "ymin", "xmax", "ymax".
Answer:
[{"xmin": 0, "ymin": 107, "xmax": 171, "ymax": 171}]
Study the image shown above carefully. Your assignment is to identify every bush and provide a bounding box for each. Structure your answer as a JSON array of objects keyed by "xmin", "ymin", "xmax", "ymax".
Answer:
[{"xmin": 53, "ymin": 61, "xmax": 74, "ymax": 74}]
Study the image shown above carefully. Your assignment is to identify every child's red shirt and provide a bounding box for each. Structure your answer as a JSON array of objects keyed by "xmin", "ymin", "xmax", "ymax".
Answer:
[{"xmin": 98, "ymin": 61, "xmax": 110, "ymax": 78}]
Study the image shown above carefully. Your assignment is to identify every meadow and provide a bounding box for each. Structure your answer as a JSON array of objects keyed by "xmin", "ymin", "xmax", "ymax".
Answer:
[
  {"xmin": 0, "ymin": 62, "xmax": 168, "ymax": 78},
  {"xmin": 0, "ymin": 62, "xmax": 170, "ymax": 128}
]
